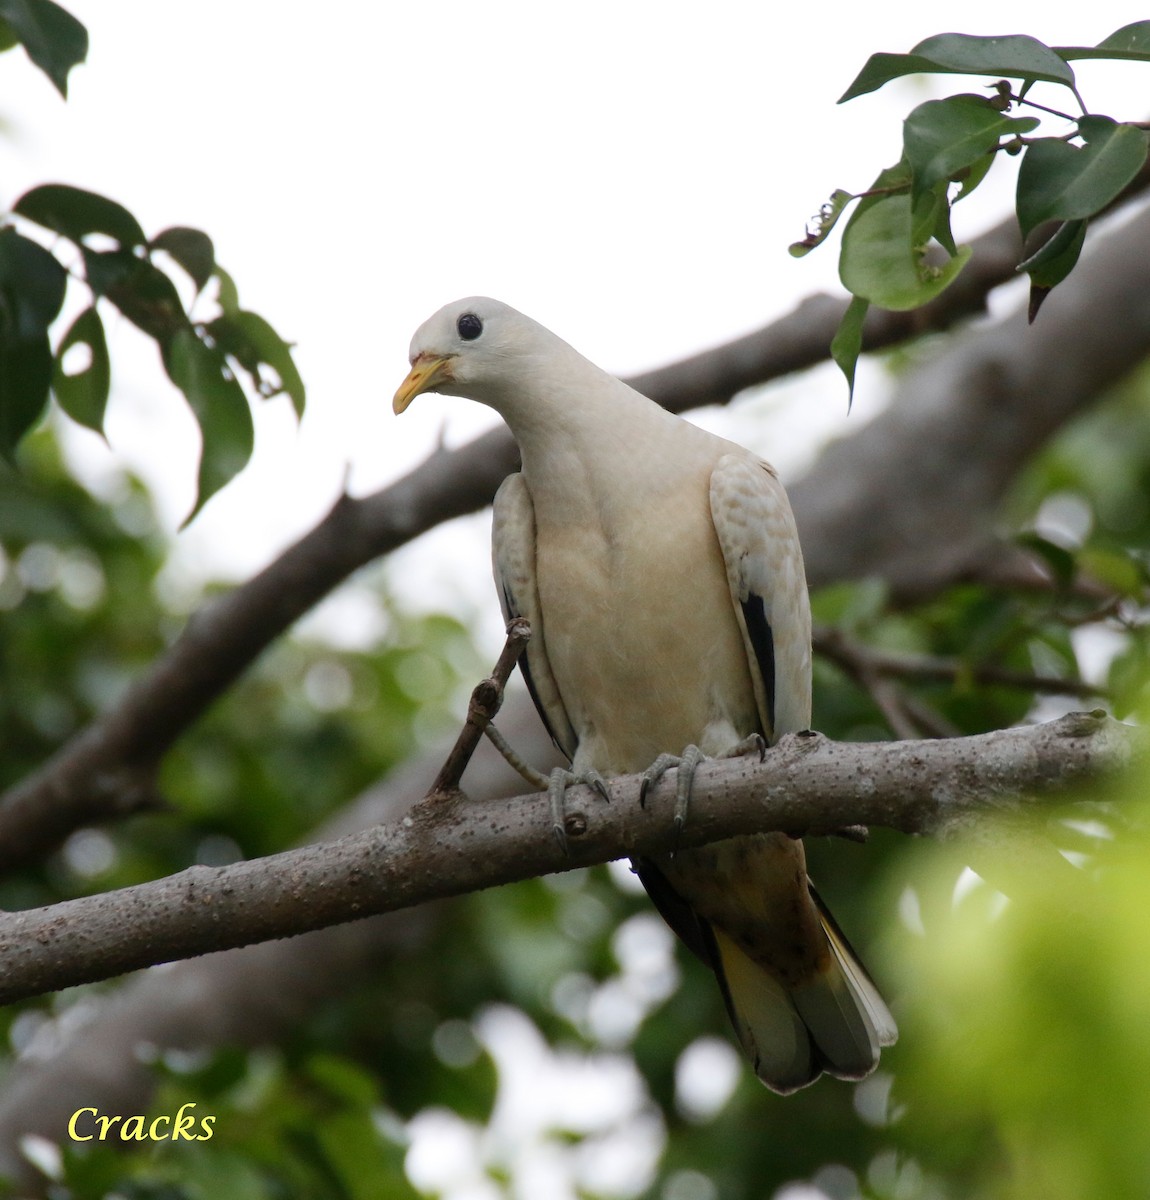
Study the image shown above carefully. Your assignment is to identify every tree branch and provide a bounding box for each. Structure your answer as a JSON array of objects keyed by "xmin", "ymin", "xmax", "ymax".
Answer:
[
  {"xmin": 0, "ymin": 695, "xmax": 560, "ymax": 1192},
  {"xmin": 814, "ymin": 626, "xmax": 1105, "ymax": 699},
  {"xmin": 4, "ymin": 195, "xmax": 1150, "ymax": 871},
  {"xmin": 0, "ymin": 711, "xmax": 1140, "ymax": 1006}
]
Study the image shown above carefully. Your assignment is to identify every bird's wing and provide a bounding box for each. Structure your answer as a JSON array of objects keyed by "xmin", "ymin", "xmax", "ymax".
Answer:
[
  {"xmin": 709, "ymin": 454, "xmax": 812, "ymax": 741},
  {"xmin": 492, "ymin": 472, "xmax": 578, "ymax": 760},
  {"xmin": 705, "ymin": 454, "xmax": 897, "ymax": 1087}
]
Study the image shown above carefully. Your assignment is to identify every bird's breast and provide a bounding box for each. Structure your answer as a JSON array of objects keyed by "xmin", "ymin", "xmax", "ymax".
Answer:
[{"xmin": 531, "ymin": 473, "xmax": 759, "ymax": 776}]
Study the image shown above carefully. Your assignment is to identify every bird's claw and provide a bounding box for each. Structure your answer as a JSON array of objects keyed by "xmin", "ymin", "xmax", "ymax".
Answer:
[
  {"xmin": 719, "ymin": 732, "xmax": 766, "ymax": 763},
  {"xmin": 638, "ymin": 745, "xmax": 706, "ymax": 856},
  {"xmin": 672, "ymin": 744, "xmax": 706, "ymax": 855},
  {"xmin": 642, "ymin": 737, "xmax": 762, "ymax": 855},
  {"xmin": 548, "ymin": 766, "xmax": 610, "ymax": 857},
  {"xmin": 639, "ymin": 752, "xmax": 680, "ymax": 809}
]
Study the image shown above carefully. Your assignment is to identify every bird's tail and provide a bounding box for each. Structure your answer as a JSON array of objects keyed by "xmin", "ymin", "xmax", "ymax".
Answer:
[{"xmin": 712, "ymin": 885, "xmax": 897, "ymax": 1095}]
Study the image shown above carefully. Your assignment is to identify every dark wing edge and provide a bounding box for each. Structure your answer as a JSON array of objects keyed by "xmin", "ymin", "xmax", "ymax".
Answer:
[
  {"xmin": 739, "ymin": 593, "xmax": 776, "ymax": 739},
  {"xmin": 629, "ymin": 856, "xmax": 715, "ymax": 966}
]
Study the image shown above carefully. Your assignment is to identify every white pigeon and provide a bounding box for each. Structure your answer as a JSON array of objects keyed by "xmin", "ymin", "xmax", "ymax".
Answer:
[{"xmin": 394, "ymin": 297, "xmax": 896, "ymax": 1093}]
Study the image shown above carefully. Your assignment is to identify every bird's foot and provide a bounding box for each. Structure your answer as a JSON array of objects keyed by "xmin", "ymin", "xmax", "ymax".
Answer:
[
  {"xmin": 639, "ymin": 735, "xmax": 767, "ymax": 853},
  {"xmin": 719, "ymin": 733, "xmax": 768, "ymax": 764},
  {"xmin": 548, "ymin": 767, "xmax": 610, "ymax": 855},
  {"xmin": 638, "ymin": 744, "xmax": 705, "ymax": 853}
]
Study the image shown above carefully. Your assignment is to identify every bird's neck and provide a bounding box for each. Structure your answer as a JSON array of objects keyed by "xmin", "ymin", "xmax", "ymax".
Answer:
[{"xmin": 505, "ymin": 376, "xmax": 702, "ymax": 528}]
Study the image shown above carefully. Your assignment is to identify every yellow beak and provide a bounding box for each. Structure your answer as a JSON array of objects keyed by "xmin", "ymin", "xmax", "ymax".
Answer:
[{"xmin": 393, "ymin": 353, "xmax": 456, "ymax": 414}]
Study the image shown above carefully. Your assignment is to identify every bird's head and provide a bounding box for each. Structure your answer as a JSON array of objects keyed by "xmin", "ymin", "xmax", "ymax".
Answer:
[{"xmin": 393, "ymin": 296, "xmax": 532, "ymax": 414}]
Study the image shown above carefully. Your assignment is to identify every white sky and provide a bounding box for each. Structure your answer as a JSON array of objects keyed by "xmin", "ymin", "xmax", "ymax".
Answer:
[{"xmin": 2, "ymin": 2, "xmax": 1148, "ymax": 640}]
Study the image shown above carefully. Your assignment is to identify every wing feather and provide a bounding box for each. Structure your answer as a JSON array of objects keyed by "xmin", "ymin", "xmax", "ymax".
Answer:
[
  {"xmin": 492, "ymin": 473, "xmax": 578, "ymax": 760},
  {"xmin": 709, "ymin": 454, "xmax": 812, "ymax": 741}
]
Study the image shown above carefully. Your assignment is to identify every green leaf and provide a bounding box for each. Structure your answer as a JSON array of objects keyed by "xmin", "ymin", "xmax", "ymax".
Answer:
[
  {"xmin": 52, "ymin": 305, "xmax": 109, "ymax": 434},
  {"xmin": 150, "ymin": 226, "xmax": 215, "ymax": 292},
  {"xmin": 0, "ymin": 336, "xmax": 52, "ymax": 457},
  {"xmin": 840, "ymin": 33, "xmax": 1077, "ymax": 102},
  {"xmin": 789, "ymin": 189, "xmax": 855, "ymax": 257},
  {"xmin": 0, "ymin": 227, "xmax": 67, "ymax": 335},
  {"xmin": 0, "ymin": 227, "xmax": 67, "ymax": 457},
  {"xmin": 206, "ymin": 310, "xmax": 306, "ymax": 418},
  {"xmin": 1020, "ymin": 219, "xmax": 1087, "ymax": 322},
  {"xmin": 914, "ymin": 32, "xmax": 1077, "ymax": 85},
  {"xmin": 0, "ymin": 0, "xmax": 87, "ymax": 97},
  {"xmin": 839, "ymin": 163, "xmax": 972, "ymax": 310},
  {"xmin": 830, "ymin": 294, "xmax": 868, "ymax": 407},
  {"xmin": 1097, "ymin": 20, "xmax": 1150, "ymax": 52},
  {"xmin": 0, "ymin": 20, "xmax": 19, "ymax": 51},
  {"xmin": 903, "ymin": 94, "xmax": 1039, "ymax": 202},
  {"xmin": 213, "ymin": 264, "xmax": 241, "ymax": 315},
  {"xmin": 1016, "ymin": 118, "xmax": 1149, "ymax": 237},
  {"xmin": 953, "ymin": 149, "xmax": 996, "ymax": 203},
  {"xmin": 839, "ymin": 52, "xmax": 944, "ymax": 103},
  {"xmin": 81, "ymin": 248, "xmax": 188, "ymax": 342},
  {"xmin": 15, "ymin": 182, "xmax": 146, "ymax": 248},
  {"xmin": 1018, "ymin": 218, "xmax": 1086, "ymax": 282},
  {"xmin": 1078, "ymin": 546, "xmax": 1145, "ymax": 597},
  {"xmin": 1016, "ymin": 532, "xmax": 1077, "ymax": 587},
  {"xmin": 918, "ymin": 183, "xmax": 958, "ymax": 256},
  {"xmin": 163, "ymin": 327, "xmax": 255, "ymax": 523},
  {"xmin": 909, "ymin": 181, "xmax": 941, "ymax": 247},
  {"xmin": 1056, "ymin": 21, "xmax": 1150, "ymax": 63}
]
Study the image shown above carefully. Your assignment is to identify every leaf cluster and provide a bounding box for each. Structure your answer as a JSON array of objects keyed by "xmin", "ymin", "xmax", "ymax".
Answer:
[
  {"xmin": 0, "ymin": 10, "xmax": 304, "ymax": 522},
  {"xmin": 1, "ymin": 186, "xmax": 306, "ymax": 523},
  {"xmin": 791, "ymin": 26, "xmax": 1150, "ymax": 398},
  {"xmin": 0, "ymin": 0, "xmax": 85, "ymax": 98}
]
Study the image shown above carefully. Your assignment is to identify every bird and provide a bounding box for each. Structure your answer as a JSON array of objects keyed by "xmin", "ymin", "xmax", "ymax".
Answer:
[{"xmin": 393, "ymin": 297, "xmax": 896, "ymax": 1093}]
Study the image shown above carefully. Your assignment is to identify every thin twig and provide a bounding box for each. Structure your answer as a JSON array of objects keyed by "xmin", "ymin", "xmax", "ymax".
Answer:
[
  {"xmin": 814, "ymin": 626, "xmax": 1104, "ymax": 700},
  {"xmin": 899, "ymin": 693, "xmax": 963, "ymax": 740},
  {"xmin": 428, "ymin": 618, "xmax": 532, "ymax": 797},
  {"xmin": 867, "ymin": 675, "xmax": 924, "ymax": 740}
]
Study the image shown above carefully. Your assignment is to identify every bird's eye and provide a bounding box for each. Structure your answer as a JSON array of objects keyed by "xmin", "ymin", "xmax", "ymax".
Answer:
[{"xmin": 457, "ymin": 313, "xmax": 483, "ymax": 341}]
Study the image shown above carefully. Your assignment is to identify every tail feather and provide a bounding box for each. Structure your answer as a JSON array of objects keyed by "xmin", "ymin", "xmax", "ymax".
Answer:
[
  {"xmin": 711, "ymin": 929, "xmax": 817, "ymax": 1094},
  {"xmin": 712, "ymin": 888, "xmax": 897, "ymax": 1094},
  {"xmin": 633, "ymin": 854, "xmax": 896, "ymax": 1094},
  {"xmin": 812, "ymin": 885, "xmax": 898, "ymax": 1051}
]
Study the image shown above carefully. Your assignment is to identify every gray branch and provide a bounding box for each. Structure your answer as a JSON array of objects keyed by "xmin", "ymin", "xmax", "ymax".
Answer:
[
  {"xmin": 6, "ymin": 197, "xmax": 1150, "ymax": 870},
  {"xmin": 0, "ymin": 711, "xmax": 1140, "ymax": 1007},
  {"xmin": 0, "ymin": 695, "xmax": 553, "ymax": 1191},
  {"xmin": 2, "ymin": 201, "xmax": 1149, "ymax": 1191}
]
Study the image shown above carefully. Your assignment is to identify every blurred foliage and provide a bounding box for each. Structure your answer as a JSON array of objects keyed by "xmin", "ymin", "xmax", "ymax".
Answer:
[
  {"xmin": 0, "ymin": 429, "xmax": 479, "ymax": 912},
  {"xmin": 892, "ymin": 786, "xmax": 1150, "ymax": 1200}
]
